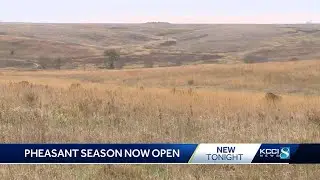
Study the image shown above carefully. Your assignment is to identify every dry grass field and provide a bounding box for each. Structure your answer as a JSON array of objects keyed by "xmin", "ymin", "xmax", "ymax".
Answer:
[{"xmin": 0, "ymin": 60, "xmax": 320, "ymax": 179}]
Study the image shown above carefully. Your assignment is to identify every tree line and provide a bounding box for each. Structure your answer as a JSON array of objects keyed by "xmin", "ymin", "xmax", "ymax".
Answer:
[
  {"xmin": 34, "ymin": 49, "xmax": 123, "ymax": 70},
  {"xmin": 10, "ymin": 48, "xmax": 157, "ymax": 70}
]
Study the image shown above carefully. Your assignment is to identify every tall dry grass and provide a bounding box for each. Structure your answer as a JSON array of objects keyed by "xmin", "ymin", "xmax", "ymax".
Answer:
[
  {"xmin": 1, "ymin": 60, "xmax": 320, "ymax": 94},
  {"xmin": 0, "ymin": 61, "xmax": 320, "ymax": 179},
  {"xmin": 2, "ymin": 82, "xmax": 318, "ymax": 143}
]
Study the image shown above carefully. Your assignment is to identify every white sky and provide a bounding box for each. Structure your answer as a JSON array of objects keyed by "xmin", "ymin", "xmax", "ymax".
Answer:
[{"xmin": 1, "ymin": 0, "xmax": 319, "ymax": 23}]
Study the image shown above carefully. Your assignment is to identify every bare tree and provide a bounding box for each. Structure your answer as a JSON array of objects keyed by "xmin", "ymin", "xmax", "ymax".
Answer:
[
  {"xmin": 55, "ymin": 57, "xmax": 62, "ymax": 70},
  {"xmin": 104, "ymin": 49, "xmax": 120, "ymax": 69}
]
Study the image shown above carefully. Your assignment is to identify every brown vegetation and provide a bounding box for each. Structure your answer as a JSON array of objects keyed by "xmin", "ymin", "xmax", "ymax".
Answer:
[
  {"xmin": 265, "ymin": 92, "xmax": 282, "ymax": 101},
  {"xmin": 0, "ymin": 58, "xmax": 320, "ymax": 179},
  {"xmin": 1, "ymin": 23, "xmax": 319, "ymax": 69}
]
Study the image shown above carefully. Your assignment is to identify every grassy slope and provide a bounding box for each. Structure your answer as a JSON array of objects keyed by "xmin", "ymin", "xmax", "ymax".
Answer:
[
  {"xmin": 1, "ymin": 23, "xmax": 320, "ymax": 68},
  {"xmin": 0, "ymin": 61, "xmax": 320, "ymax": 179}
]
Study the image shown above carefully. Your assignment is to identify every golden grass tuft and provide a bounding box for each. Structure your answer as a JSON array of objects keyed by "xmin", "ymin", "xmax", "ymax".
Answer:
[{"xmin": 69, "ymin": 83, "xmax": 82, "ymax": 90}]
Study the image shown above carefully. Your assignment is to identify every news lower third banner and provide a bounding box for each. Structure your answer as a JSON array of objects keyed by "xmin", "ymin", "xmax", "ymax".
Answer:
[{"xmin": 0, "ymin": 144, "xmax": 319, "ymax": 164}]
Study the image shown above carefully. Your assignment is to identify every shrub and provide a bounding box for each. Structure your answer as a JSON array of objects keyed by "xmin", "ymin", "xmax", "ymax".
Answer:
[
  {"xmin": 23, "ymin": 91, "xmax": 39, "ymax": 106},
  {"xmin": 306, "ymin": 110, "xmax": 320, "ymax": 126},
  {"xmin": 187, "ymin": 79, "xmax": 194, "ymax": 85}
]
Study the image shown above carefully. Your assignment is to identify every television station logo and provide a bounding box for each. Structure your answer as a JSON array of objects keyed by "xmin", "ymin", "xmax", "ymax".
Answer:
[{"xmin": 259, "ymin": 147, "xmax": 290, "ymax": 160}]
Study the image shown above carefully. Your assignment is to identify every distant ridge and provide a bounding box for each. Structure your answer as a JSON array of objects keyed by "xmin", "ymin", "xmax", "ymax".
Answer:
[{"xmin": 145, "ymin": 21, "xmax": 171, "ymax": 24}]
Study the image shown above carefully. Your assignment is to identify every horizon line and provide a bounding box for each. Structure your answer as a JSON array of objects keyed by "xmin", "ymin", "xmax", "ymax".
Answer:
[{"xmin": 1, "ymin": 21, "xmax": 319, "ymax": 25}]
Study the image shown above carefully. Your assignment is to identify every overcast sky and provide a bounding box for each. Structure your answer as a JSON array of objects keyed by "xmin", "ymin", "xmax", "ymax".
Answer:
[{"xmin": 1, "ymin": 0, "xmax": 319, "ymax": 23}]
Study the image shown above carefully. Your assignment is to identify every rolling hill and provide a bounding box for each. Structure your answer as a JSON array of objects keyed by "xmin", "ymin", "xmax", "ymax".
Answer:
[{"xmin": 0, "ymin": 23, "xmax": 319, "ymax": 69}]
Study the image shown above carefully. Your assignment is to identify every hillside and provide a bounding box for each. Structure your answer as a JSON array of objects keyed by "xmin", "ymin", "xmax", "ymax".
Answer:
[{"xmin": 0, "ymin": 23, "xmax": 319, "ymax": 69}]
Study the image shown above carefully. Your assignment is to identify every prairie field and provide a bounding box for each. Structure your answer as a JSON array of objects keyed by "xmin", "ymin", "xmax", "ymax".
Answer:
[
  {"xmin": 1, "ymin": 23, "xmax": 320, "ymax": 69},
  {"xmin": 0, "ymin": 60, "xmax": 320, "ymax": 179}
]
